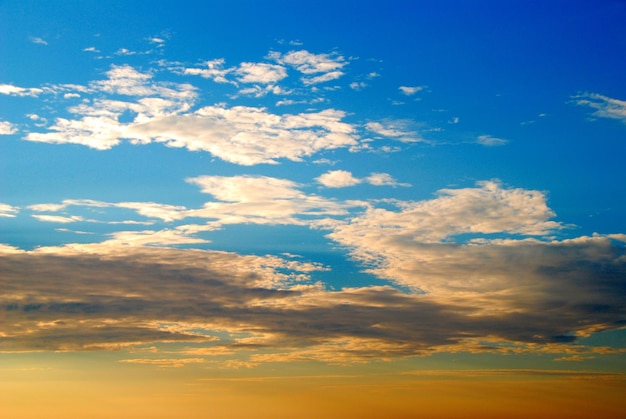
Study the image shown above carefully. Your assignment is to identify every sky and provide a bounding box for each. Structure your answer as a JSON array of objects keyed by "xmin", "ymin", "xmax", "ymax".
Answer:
[{"xmin": 1, "ymin": 1, "xmax": 626, "ymax": 417}]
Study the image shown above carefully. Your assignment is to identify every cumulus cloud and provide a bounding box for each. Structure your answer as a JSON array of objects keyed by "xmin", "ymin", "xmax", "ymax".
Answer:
[
  {"xmin": 127, "ymin": 106, "xmax": 358, "ymax": 165},
  {"xmin": 185, "ymin": 175, "xmax": 355, "ymax": 228},
  {"xmin": 19, "ymin": 64, "xmax": 358, "ymax": 164},
  {"xmin": 316, "ymin": 170, "xmax": 361, "ymax": 188},
  {"xmin": 573, "ymin": 92, "xmax": 626, "ymax": 123},
  {"xmin": 270, "ymin": 49, "xmax": 347, "ymax": 85},
  {"xmin": 0, "ymin": 121, "xmax": 17, "ymax": 135},
  {"xmin": 235, "ymin": 62, "xmax": 287, "ymax": 84}
]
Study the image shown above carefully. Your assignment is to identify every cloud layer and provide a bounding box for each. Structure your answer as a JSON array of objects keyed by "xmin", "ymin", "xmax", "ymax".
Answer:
[{"xmin": 3, "ymin": 180, "xmax": 625, "ymax": 364}]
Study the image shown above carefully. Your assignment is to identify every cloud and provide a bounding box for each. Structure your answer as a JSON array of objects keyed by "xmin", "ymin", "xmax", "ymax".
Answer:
[
  {"xmin": 365, "ymin": 173, "xmax": 411, "ymax": 187},
  {"xmin": 19, "ymin": 64, "xmax": 357, "ymax": 164},
  {"xmin": 148, "ymin": 37, "xmax": 166, "ymax": 45},
  {"xmin": 573, "ymin": 92, "xmax": 626, "ymax": 123},
  {"xmin": 0, "ymin": 84, "xmax": 45, "ymax": 97},
  {"xmin": 29, "ymin": 36, "xmax": 48, "ymax": 46},
  {"xmin": 270, "ymin": 49, "xmax": 347, "ymax": 85},
  {"xmin": 235, "ymin": 63, "xmax": 287, "ymax": 84},
  {"xmin": 0, "ymin": 203, "xmax": 19, "ymax": 218},
  {"xmin": 316, "ymin": 170, "xmax": 361, "ymax": 188},
  {"xmin": 273, "ymin": 50, "xmax": 347, "ymax": 74},
  {"xmin": 399, "ymin": 86, "xmax": 424, "ymax": 96},
  {"xmin": 182, "ymin": 59, "xmax": 232, "ymax": 83},
  {"xmin": 32, "ymin": 214, "xmax": 84, "ymax": 223},
  {"xmin": 1, "ymin": 233, "xmax": 624, "ymax": 362},
  {"xmin": 127, "ymin": 106, "xmax": 358, "ymax": 165},
  {"xmin": 365, "ymin": 120, "xmax": 422, "ymax": 143},
  {"xmin": 302, "ymin": 71, "xmax": 344, "ymax": 86},
  {"xmin": 0, "ymin": 121, "xmax": 17, "ymax": 135},
  {"xmin": 316, "ymin": 170, "xmax": 410, "ymax": 188},
  {"xmin": 477, "ymin": 135, "xmax": 509, "ymax": 146},
  {"xmin": 185, "ymin": 175, "xmax": 355, "ymax": 228},
  {"xmin": 119, "ymin": 358, "xmax": 205, "ymax": 368}
]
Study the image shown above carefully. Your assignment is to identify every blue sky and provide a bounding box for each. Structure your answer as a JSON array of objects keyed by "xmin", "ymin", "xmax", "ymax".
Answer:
[{"xmin": 1, "ymin": 2, "xmax": 626, "ymax": 416}]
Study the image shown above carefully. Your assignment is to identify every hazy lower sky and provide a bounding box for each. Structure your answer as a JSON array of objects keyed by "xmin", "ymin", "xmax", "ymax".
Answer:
[{"xmin": 1, "ymin": 1, "xmax": 625, "ymax": 417}]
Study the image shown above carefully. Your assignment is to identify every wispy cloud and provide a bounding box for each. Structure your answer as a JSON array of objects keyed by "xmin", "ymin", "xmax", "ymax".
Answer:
[
  {"xmin": 29, "ymin": 36, "xmax": 48, "ymax": 46},
  {"xmin": 365, "ymin": 120, "xmax": 423, "ymax": 143},
  {"xmin": 573, "ymin": 92, "xmax": 626, "ymax": 123},
  {"xmin": 0, "ymin": 203, "xmax": 19, "ymax": 218},
  {"xmin": 477, "ymin": 135, "xmax": 509, "ymax": 146}
]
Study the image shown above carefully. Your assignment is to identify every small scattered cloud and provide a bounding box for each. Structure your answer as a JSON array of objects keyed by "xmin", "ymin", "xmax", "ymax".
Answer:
[
  {"xmin": 115, "ymin": 48, "xmax": 137, "ymax": 56},
  {"xmin": 0, "ymin": 203, "xmax": 19, "ymax": 217},
  {"xmin": 0, "ymin": 84, "xmax": 45, "ymax": 97},
  {"xmin": 316, "ymin": 170, "xmax": 362, "ymax": 188},
  {"xmin": 235, "ymin": 62, "xmax": 287, "ymax": 84},
  {"xmin": 477, "ymin": 135, "xmax": 509, "ymax": 146},
  {"xmin": 365, "ymin": 120, "xmax": 422, "ymax": 143},
  {"xmin": 148, "ymin": 37, "xmax": 166, "ymax": 45},
  {"xmin": 29, "ymin": 36, "xmax": 48, "ymax": 46},
  {"xmin": 182, "ymin": 59, "xmax": 232, "ymax": 83},
  {"xmin": 399, "ymin": 85, "xmax": 424, "ymax": 96},
  {"xmin": 316, "ymin": 170, "xmax": 410, "ymax": 188},
  {"xmin": 82, "ymin": 46, "xmax": 100, "ymax": 53},
  {"xmin": 365, "ymin": 173, "xmax": 411, "ymax": 187},
  {"xmin": 32, "ymin": 214, "xmax": 84, "ymax": 223},
  {"xmin": 0, "ymin": 121, "xmax": 18, "ymax": 135}
]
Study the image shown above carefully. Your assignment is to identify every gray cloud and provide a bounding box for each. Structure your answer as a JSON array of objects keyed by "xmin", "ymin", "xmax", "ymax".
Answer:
[{"xmin": 1, "ymin": 236, "xmax": 624, "ymax": 362}]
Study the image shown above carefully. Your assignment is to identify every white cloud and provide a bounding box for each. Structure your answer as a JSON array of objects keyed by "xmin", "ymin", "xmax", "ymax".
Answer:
[
  {"xmin": 0, "ymin": 203, "xmax": 19, "ymax": 217},
  {"xmin": 365, "ymin": 120, "xmax": 422, "ymax": 143},
  {"xmin": 0, "ymin": 121, "xmax": 17, "ymax": 135},
  {"xmin": 32, "ymin": 214, "xmax": 84, "ymax": 223},
  {"xmin": 104, "ymin": 229, "xmax": 208, "ymax": 246},
  {"xmin": 83, "ymin": 46, "xmax": 100, "ymax": 52},
  {"xmin": 365, "ymin": 173, "xmax": 411, "ymax": 187},
  {"xmin": 115, "ymin": 48, "xmax": 137, "ymax": 56},
  {"xmin": 477, "ymin": 135, "xmax": 509, "ymax": 146},
  {"xmin": 316, "ymin": 170, "xmax": 410, "ymax": 188},
  {"xmin": 29, "ymin": 36, "xmax": 48, "ymax": 46},
  {"xmin": 399, "ymin": 85, "xmax": 424, "ymax": 96},
  {"xmin": 0, "ymin": 84, "xmax": 44, "ymax": 97},
  {"xmin": 182, "ymin": 59, "xmax": 232, "ymax": 83},
  {"xmin": 127, "ymin": 106, "xmax": 358, "ymax": 165},
  {"xmin": 185, "ymin": 175, "xmax": 354, "ymax": 227},
  {"xmin": 273, "ymin": 50, "xmax": 347, "ymax": 74},
  {"xmin": 148, "ymin": 37, "xmax": 166, "ymax": 45},
  {"xmin": 29, "ymin": 199, "xmax": 187, "ymax": 223},
  {"xmin": 302, "ymin": 71, "xmax": 344, "ymax": 85},
  {"xmin": 573, "ymin": 92, "xmax": 626, "ymax": 123},
  {"xmin": 316, "ymin": 170, "xmax": 362, "ymax": 188},
  {"xmin": 235, "ymin": 62, "xmax": 287, "ymax": 84}
]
